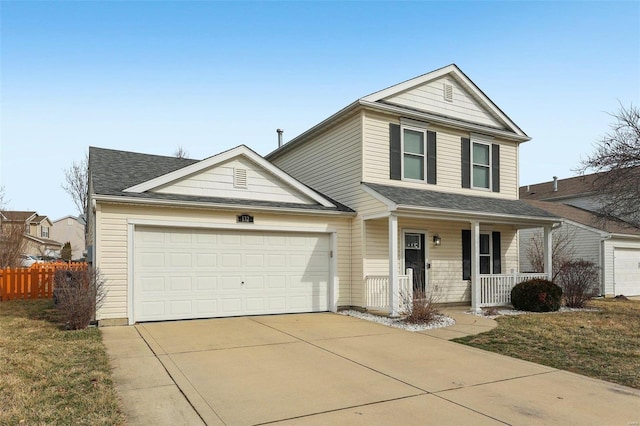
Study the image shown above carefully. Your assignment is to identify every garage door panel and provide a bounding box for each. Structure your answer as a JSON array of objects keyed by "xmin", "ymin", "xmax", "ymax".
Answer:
[
  {"xmin": 245, "ymin": 254, "xmax": 265, "ymax": 268},
  {"xmin": 134, "ymin": 227, "xmax": 330, "ymax": 322},
  {"xmin": 169, "ymin": 277, "xmax": 192, "ymax": 291},
  {"xmin": 196, "ymin": 277, "xmax": 217, "ymax": 290},
  {"xmin": 615, "ymin": 248, "xmax": 640, "ymax": 296}
]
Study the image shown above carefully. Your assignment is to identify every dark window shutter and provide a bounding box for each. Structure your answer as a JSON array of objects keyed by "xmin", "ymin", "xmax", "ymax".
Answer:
[
  {"xmin": 492, "ymin": 231, "xmax": 501, "ymax": 274},
  {"xmin": 492, "ymin": 143, "xmax": 500, "ymax": 193},
  {"xmin": 426, "ymin": 131, "xmax": 437, "ymax": 184},
  {"xmin": 389, "ymin": 124, "xmax": 401, "ymax": 180},
  {"xmin": 461, "ymin": 138, "xmax": 470, "ymax": 188},
  {"xmin": 462, "ymin": 230, "xmax": 471, "ymax": 280}
]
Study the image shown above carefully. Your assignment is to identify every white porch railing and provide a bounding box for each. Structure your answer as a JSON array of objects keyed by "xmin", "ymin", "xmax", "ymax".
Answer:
[
  {"xmin": 479, "ymin": 272, "xmax": 549, "ymax": 307},
  {"xmin": 365, "ymin": 269, "xmax": 413, "ymax": 313}
]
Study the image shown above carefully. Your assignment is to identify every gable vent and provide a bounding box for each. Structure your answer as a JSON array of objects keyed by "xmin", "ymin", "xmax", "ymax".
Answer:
[
  {"xmin": 234, "ymin": 168, "xmax": 247, "ymax": 188},
  {"xmin": 443, "ymin": 82, "xmax": 453, "ymax": 102}
]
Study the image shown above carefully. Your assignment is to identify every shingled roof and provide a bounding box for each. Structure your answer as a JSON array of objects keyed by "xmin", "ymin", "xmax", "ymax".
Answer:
[
  {"xmin": 89, "ymin": 146, "xmax": 354, "ymax": 213},
  {"xmin": 523, "ymin": 200, "xmax": 640, "ymax": 236},
  {"xmin": 519, "ymin": 173, "xmax": 600, "ymax": 201},
  {"xmin": 363, "ymin": 182, "xmax": 559, "ymax": 220}
]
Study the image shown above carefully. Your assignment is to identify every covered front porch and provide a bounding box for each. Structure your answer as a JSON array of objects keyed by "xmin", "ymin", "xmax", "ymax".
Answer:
[{"xmin": 360, "ymin": 183, "xmax": 561, "ymax": 315}]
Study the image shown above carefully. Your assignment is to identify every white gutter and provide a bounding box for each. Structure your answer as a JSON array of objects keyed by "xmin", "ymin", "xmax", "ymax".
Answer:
[{"xmin": 395, "ymin": 204, "xmax": 561, "ymax": 226}]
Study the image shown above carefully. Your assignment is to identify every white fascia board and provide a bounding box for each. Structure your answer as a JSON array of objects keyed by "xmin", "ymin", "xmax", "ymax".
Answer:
[
  {"xmin": 360, "ymin": 184, "xmax": 398, "ymax": 211},
  {"xmin": 360, "ymin": 101, "xmax": 530, "ymax": 143},
  {"xmin": 361, "ymin": 65, "xmax": 527, "ymax": 139},
  {"xmin": 92, "ymin": 194, "xmax": 355, "ymax": 217},
  {"xmin": 608, "ymin": 233, "xmax": 640, "ymax": 241},
  {"xmin": 396, "ymin": 204, "xmax": 561, "ymax": 227},
  {"xmin": 123, "ymin": 145, "xmax": 335, "ymax": 208}
]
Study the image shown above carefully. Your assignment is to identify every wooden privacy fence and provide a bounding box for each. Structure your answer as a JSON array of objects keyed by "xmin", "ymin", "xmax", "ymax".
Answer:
[{"xmin": 0, "ymin": 263, "xmax": 88, "ymax": 301}]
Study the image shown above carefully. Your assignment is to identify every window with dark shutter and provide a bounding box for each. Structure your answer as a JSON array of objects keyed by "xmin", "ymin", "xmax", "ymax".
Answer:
[
  {"xmin": 462, "ymin": 230, "xmax": 471, "ymax": 280},
  {"xmin": 427, "ymin": 130, "xmax": 437, "ymax": 184},
  {"xmin": 492, "ymin": 144, "xmax": 500, "ymax": 193},
  {"xmin": 461, "ymin": 138, "xmax": 470, "ymax": 188},
  {"xmin": 389, "ymin": 124, "xmax": 401, "ymax": 180},
  {"xmin": 492, "ymin": 231, "xmax": 501, "ymax": 274}
]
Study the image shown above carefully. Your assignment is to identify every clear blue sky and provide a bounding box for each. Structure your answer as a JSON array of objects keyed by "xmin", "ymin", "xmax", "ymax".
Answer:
[{"xmin": 1, "ymin": 1, "xmax": 639, "ymax": 219}]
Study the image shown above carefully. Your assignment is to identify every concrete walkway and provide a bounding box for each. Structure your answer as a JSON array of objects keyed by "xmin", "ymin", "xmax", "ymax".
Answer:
[{"xmin": 102, "ymin": 312, "xmax": 639, "ymax": 426}]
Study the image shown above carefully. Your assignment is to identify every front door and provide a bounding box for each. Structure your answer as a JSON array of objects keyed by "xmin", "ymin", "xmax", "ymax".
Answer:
[{"xmin": 404, "ymin": 232, "xmax": 427, "ymax": 294}]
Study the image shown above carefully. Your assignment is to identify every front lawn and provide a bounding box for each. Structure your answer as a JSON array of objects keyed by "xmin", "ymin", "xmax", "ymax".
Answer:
[
  {"xmin": 453, "ymin": 298, "xmax": 640, "ymax": 389},
  {"xmin": 0, "ymin": 299, "xmax": 125, "ymax": 425}
]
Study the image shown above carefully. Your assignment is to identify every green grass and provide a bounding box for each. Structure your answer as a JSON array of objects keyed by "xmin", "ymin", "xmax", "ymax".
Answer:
[
  {"xmin": 453, "ymin": 298, "xmax": 640, "ymax": 389},
  {"xmin": 0, "ymin": 299, "xmax": 125, "ymax": 425}
]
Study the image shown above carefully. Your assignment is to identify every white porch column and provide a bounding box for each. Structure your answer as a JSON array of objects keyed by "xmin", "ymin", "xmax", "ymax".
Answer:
[
  {"xmin": 388, "ymin": 213, "xmax": 399, "ymax": 317},
  {"xmin": 471, "ymin": 221, "xmax": 481, "ymax": 312},
  {"xmin": 544, "ymin": 226, "xmax": 553, "ymax": 280}
]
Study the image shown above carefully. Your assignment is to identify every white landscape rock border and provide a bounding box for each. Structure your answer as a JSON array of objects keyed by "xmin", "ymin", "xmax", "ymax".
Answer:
[
  {"xmin": 469, "ymin": 306, "xmax": 599, "ymax": 320},
  {"xmin": 339, "ymin": 310, "xmax": 455, "ymax": 332}
]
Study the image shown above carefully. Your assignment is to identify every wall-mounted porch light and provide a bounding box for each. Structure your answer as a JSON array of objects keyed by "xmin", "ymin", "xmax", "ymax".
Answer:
[{"xmin": 433, "ymin": 234, "xmax": 441, "ymax": 246}]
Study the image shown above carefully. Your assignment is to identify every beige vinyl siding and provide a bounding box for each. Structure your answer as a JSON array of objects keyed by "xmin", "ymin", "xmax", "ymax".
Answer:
[
  {"xmin": 272, "ymin": 112, "xmax": 387, "ymax": 307},
  {"xmin": 95, "ymin": 202, "xmax": 351, "ymax": 321},
  {"xmin": 365, "ymin": 217, "xmax": 518, "ymax": 304},
  {"xmin": 384, "ymin": 77, "xmax": 504, "ymax": 129},
  {"xmin": 362, "ymin": 110, "xmax": 520, "ymax": 199},
  {"xmin": 154, "ymin": 157, "xmax": 312, "ymax": 205}
]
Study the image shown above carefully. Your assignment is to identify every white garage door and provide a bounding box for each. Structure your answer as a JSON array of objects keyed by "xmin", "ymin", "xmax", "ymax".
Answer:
[
  {"xmin": 133, "ymin": 226, "xmax": 330, "ymax": 322},
  {"xmin": 614, "ymin": 248, "xmax": 640, "ymax": 296}
]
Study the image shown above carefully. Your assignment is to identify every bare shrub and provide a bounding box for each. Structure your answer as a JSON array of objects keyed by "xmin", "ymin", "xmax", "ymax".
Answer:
[
  {"xmin": 555, "ymin": 260, "xmax": 600, "ymax": 308},
  {"xmin": 400, "ymin": 288, "xmax": 440, "ymax": 324},
  {"xmin": 54, "ymin": 267, "xmax": 105, "ymax": 329}
]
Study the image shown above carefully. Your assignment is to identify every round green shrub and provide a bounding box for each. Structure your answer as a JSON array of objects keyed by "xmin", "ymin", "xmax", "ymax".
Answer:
[{"xmin": 510, "ymin": 279, "xmax": 563, "ymax": 312}]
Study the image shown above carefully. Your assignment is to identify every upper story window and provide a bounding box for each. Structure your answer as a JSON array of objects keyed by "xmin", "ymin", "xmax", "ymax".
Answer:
[
  {"xmin": 389, "ymin": 120, "xmax": 437, "ymax": 185},
  {"xmin": 461, "ymin": 134, "xmax": 500, "ymax": 193},
  {"xmin": 41, "ymin": 226, "xmax": 49, "ymax": 238},
  {"xmin": 472, "ymin": 142, "xmax": 491, "ymax": 189},
  {"xmin": 403, "ymin": 128, "xmax": 426, "ymax": 181}
]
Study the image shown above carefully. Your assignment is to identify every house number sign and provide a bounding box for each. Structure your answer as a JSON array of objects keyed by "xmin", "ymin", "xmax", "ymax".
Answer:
[{"xmin": 237, "ymin": 214, "xmax": 254, "ymax": 223}]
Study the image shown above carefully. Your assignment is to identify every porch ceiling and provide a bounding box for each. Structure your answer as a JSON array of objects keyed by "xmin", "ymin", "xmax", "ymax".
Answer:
[{"xmin": 362, "ymin": 183, "xmax": 561, "ymax": 227}]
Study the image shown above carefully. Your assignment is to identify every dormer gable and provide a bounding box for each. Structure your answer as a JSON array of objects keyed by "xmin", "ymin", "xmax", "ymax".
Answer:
[
  {"xmin": 124, "ymin": 145, "xmax": 336, "ymax": 208},
  {"xmin": 361, "ymin": 64, "xmax": 527, "ymax": 138}
]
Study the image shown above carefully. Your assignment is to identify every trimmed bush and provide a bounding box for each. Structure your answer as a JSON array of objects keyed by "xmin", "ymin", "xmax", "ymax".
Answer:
[{"xmin": 511, "ymin": 278, "xmax": 563, "ymax": 312}]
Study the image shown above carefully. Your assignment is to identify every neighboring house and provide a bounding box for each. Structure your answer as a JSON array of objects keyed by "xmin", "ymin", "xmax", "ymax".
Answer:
[
  {"xmin": 0, "ymin": 210, "xmax": 63, "ymax": 258},
  {"xmin": 51, "ymin": 215, "xmax": 87, "ymax": 260},
  {"xmin": 89, "ymin": 64, "xmax": 559, "ymax": 326},
  {"xmin": 520, "ymin": 174, "xmax": 640, "ymax": 296}
]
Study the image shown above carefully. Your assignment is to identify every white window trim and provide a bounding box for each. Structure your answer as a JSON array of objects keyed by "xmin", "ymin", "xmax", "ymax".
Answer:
[
  {"xmin": 471, "ymin": 140, "xmax": 492, "ymax": 190},
  {"xmin": 479, "ymin": 232, "xmax": 492, "ymax": 275},
  {"xmin": 401, "ymin": 125, "xmax": 428, "ymax": 183}
]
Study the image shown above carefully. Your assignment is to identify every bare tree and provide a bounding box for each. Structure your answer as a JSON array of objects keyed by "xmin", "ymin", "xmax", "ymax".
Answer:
[
  {"xmin": 62, "ymin": 152, "xmax": 88, "ymax": 220},
  {"xmin": 0, "ymin": 222, "xmax": 28, "ymax": 268},
  {"xmin": 579, "ymin": 104, "xmax": 640, "ymax": 227},
  {"xmin": 174, "ymin": 146, "xmax": 189, "ymax": 159},
  {"xmin": 527, "ymin": 226, "xmax": 575, "ymax": 280}
]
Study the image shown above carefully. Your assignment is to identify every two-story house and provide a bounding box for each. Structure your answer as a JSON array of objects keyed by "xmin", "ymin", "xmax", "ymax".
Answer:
[
  {"xmin": 51, "ymin": 215, "xmax": 87, "ymax": 261},
  {"xmin": 0, "ymin": 210, "xmax": 63, "ymax": 258},
  {"xmin": 88, "ymin": 64, "xmax": 559, "ymax": 326}
]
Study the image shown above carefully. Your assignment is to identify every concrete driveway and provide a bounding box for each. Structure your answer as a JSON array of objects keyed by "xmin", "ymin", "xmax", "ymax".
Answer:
[{"xmin": 103, "ymin": 313, "xmax": 640, "ymax": 425}]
